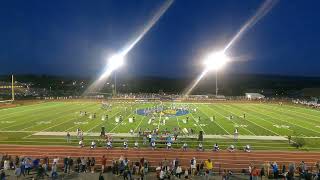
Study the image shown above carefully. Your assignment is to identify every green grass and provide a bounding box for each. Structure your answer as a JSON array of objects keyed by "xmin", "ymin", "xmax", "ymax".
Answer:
[{"xmin": 0, "ymin": 101, "xmax": 320, "ymax": 150}]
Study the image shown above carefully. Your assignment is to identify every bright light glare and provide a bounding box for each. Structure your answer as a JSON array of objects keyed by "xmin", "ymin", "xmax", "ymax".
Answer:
[
  {"xmin": 98, "ymin": 53, "xmax": 125, "ymax": 80},
  {"xmin": 203, "ymin": 51, "xmax": 230, "ymax": 71},
  {"xmin": 108, "ymin": 54, "xmax": 125, "ymax": 72}
]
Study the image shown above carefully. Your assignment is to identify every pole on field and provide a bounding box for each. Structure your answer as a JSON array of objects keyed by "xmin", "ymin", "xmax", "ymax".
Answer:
[
  {"xmin": 11, "ymin": 74, "xmax": 15, "ymax": 101},
  {"xmin": 215, "ymin": 71, "xmax": 218, "ymax": 97}
]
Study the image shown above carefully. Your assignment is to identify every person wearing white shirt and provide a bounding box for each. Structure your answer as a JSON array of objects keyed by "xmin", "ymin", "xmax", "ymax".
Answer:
[
  {"xmin": 151, "ymin": 141, "xmax": 156, "ymax": 150},
  {"xmin": 228, "ymin": 144, "xmax": 235, "ymax": 152},
  {"xmin": 134, "ymin": 141, "xmax": 139, "ymax": 149},
  {"xmin": 197, "ymin": 143, "xmax": 204, "ymax": 151},
  {"xmin": 79, "ymin": 140, "xmax": 84, "ymax": 148},
  {"xmin": 176, "ymin": 166, "xmax": 182, "ymax": 178},
  {"xmin": 213, "ymin": 143, "xmax": 220, "ymax": 151},
  {"xmin": 123, "ymin": 141, "xmax": 128, "ymax": 149},
  {"xmin": 106, "ymin": 141, "xmax": 112, "ymax": 149},
  {"xmin": 182, "ymin": 142, "xmax": 188, "ymax": 151},
  {"xmin": 91, "ymin": 141, "xmax": 96, "ymax": 149},
  {"xmin": 167, "ymin": 142, "xmax": 172, "ymax": 150},
  {"xmin": 244, "ymin": 144, "xmax": 251, "ymax": 152},
  {"xmin": 159, "ymin": 168, "xmax": 165, "ymax": 180}
]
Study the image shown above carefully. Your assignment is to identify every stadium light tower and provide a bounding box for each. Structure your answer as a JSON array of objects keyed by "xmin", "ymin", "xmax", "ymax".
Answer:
[
  {"xmin": 202, "ymin": 51, "xmax": 230, "ymax": 96},
  {"xmin": 106, "ymin": 53, "xmax": 125, "ymax": 96}
]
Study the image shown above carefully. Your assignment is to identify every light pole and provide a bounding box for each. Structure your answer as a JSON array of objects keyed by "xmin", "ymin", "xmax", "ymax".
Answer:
[
  {"xmin": 114, "ymin": 70, "xmax": 117, "ymax": 97},
  {"xmin": 215, "ymin": 71, "xmax": 218, "ymax": 97},
  {"xmin": 202, "ymin": 51, "xmax": 229, "ymax": 97}
]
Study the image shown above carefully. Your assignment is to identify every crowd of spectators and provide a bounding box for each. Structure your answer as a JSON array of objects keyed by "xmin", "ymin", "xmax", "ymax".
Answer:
[{"xmin": 1, "ymin": 152, "xmax": 320, "ymax": 179}]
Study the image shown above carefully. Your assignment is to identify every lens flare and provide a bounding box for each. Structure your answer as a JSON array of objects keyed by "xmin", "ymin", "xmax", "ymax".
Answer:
[
  {"xmin": 184, "ymin": 0, "xmax": 278, "ymax": 97},
  {"xmin": 83, "ymin": 0, "xmax": 174, "ymax": 95}
]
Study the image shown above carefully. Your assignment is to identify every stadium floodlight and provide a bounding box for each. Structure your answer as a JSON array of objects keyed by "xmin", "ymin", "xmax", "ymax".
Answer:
[
  {"xmin": 99, "ymin": 53, "xmax": 125, "ymax": 81},
  {"xmin": 203, "ymin": 51, "xmax": 230, "ymax": 71},
  {"xmin": 203, "ymin": 51, "xmax": 230, "ymax": 97},
  {"xmin": 107, "ymin": 54, "xmax": 125, "ymax": 72}
]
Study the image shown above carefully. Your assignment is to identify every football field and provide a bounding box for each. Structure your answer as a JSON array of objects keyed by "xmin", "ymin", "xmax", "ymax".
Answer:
[{"xmin": 0, "ymin": 101, "xmax": 320, "ymax": 150}]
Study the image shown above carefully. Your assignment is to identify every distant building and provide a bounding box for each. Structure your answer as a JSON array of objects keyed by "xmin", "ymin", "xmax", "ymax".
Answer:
[{"xmin": 245, "ymin": 93, "xmax": 265, "ymax": 100}]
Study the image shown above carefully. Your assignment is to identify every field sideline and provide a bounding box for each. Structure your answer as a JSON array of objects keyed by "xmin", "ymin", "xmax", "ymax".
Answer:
[{"xmin": 0, "ymin": 100, "xmax": 320, "ymax": 150}]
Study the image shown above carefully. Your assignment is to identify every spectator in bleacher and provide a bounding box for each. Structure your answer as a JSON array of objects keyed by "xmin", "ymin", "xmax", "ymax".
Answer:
[
  {"xmin": 213, "ymin": 143, "xmax": 220, "ymax": 151},
  {"xmin": 0, "ymin": 170, "xmax": 6, "ymax": 180},
  {"xmin": 251, "ymin": 166, "xmax": 260, "ymax": 180},
  {"xmin": 173, "ymin": 158, "xmax": 179, "ymax": 173},
  {"xmin": 198, "ymin": 161, "xmax": 205, "ymax": 176},
  {"xmin": 68, "ymin": 157, "xmax": 73, "ymax": 174},
  {"xmin": 51, "ymin": 162, "xmax": 58, "ymax": 179},
  {"xmin": 90, "ymin": 157, "xmax": 95, "ymax": 173},
  {"xmin": 101, "ymin": 155, "xmax": 107, "ymax": 173},
  {"xmin": 86, "ymin": 157, "xmax": 91, "ymax": 172},
  {"xmin": 159, "ymin": 167, "xmax": 165, "ymax": 180},
  {"xmin": 43, "ymin": 156, "xmax": 49, "ymax": 176},
  {"xmin": 205, "ymin": 159, "xmax": 214, "ymax": 176},
  {"xmin": 184, "ymin": 167, "xmax": 189, "ymax": 179},
  {"xmin": 299, "ymin": 161, "xmax": 308, "ymax": 178},
  {"xmin": 316, "ymin": 161, "xmax": 320, "ymax": 173},
  {"xmin": 271, "ymin": 162, "xmax": 279, "ymax": 179},
  {"xmin": 190, "ymin": 157, "xmax": 197, "ymax": 176},
  {"xmin": 80, "ymin": 157, "xmax": 86, "ymax": 173},
  {"xmin": 176, "ymin": 165, "xmax": 182, "ymax": 178},
  {"xmin": 24, "ymin": 158, "xmax": 32, "ymax": 175},
  {"xmin": 143, "ymin": 159, "xmax": 149, "ymax": 174},
  {"xmin": 182, "ymin": 142, "xmax": 188, "ymax": 151},
  {"xmin": 287, "ymin": 162, "xmax": 295, "ymax": 180},
  {"xmin": 259, "ymin": 164, "xmax": 265, "ymax": 180},
  {"xmin": 63, "ymin": 157, "xmax": 69, "ymax": 173},
  {"xmin": 228, "ymin": 145, "xmax": 235, "ymax": 152},
  {"xmin": 112, "ymin": 159, "xmax": 119, "ymax": 175},
  {"xmin": 14, "ymin": 164, "xmax": 22, "ymax": 178},
  {"xmin": 162, "ymin": 158, "xmax": 169, "ymax": 171},
  {"xmin": 98, "ymin": 172, "xmax": 105, "ymax": 180},
  {"xmin": 76, "ymin": 157, "xmax": 81, "ymax": 173}
]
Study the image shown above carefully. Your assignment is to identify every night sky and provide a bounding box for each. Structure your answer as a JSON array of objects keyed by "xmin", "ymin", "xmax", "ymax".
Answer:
[{"xmin": 1, "ymin": 0, "xmax": 320, "ymax": 78}]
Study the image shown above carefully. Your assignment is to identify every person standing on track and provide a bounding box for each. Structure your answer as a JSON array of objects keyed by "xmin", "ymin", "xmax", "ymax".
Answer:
[{"xmin": 101, "ymin": 155, "xmax": 107, "ymax": 173}]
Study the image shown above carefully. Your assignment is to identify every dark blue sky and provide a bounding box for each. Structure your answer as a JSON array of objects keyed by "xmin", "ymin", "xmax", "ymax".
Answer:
[{"xmin": 1, "ymin": 0, "xmax": 320, "ymax": 78}]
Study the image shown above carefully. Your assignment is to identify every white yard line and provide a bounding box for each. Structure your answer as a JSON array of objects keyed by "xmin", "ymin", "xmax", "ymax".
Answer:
[
  {"xmin": 175, "ymin": 116, "xmax": 180, "ymax": 128},
  {"xmin": 208, "ymin": 105, "xmax": 256, "ymax": 136},
  {"xmin": 0, "ymin": 103, "xmax": 62, "ymax": 121},
  {"xmin": 134, "ymin": 116, "xmax": 147, "ymax": 132},
  {"xmin": 189, "ymin": 113, "xmax": 206, "ymax": 134},
  {"xmin": 249, "ymin": 106, "xmax": 320, "ymax": 136},
  {"xmin": 157, "ymin": 113, "xmax": 162, "ymax": 129},
  {"xmin": 35, "ymin": 104, "xmax": 97, "ymax": 133},
  {"xmin": 197, "ymin": 105, "xmax": 230, "ymax": 135},
  {"xmin": 109, "ymin": 112, "xmax": 134, "ymax": 133},
  {"xmin": 86, "ymin": 111, "xmax": 121, "ymax": 132},
  {"xmin": 20, "ymin": 105, "xmax": 83, "ymax": 131},
  {"xmin": 263, "ymin": 105, "xmax": 320, "ymax": 126}
]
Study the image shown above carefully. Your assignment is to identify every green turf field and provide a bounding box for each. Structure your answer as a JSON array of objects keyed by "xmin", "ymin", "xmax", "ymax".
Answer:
[{"xmin": 0, "ymin": 101, "xmax": 320, "ymax": 150}]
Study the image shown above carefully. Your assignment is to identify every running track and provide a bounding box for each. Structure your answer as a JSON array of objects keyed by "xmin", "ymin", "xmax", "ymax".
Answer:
[{"xmin": 0, "ymin": 145, "xmax": 319, "ymax": 172}]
